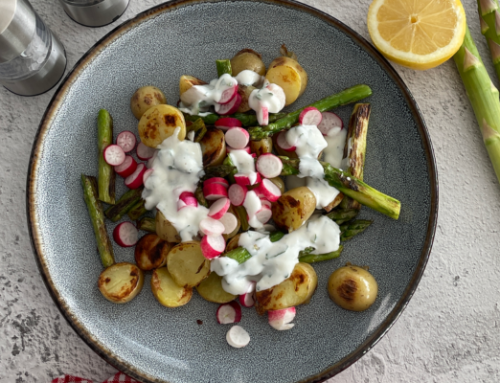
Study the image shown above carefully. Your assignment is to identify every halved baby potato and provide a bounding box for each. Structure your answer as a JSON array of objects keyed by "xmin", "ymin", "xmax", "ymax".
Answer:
[
  {"xmin": 138, "ymin": 104, "xmax": 186, "ymax": 148},
  {"xmin": 272, "ymin": 187, "xmax": 316, "ymax": 232},
  {"xmin": 155, "ymin": 210, "xmax": 181, "ymax": 243},
  {"xmin": 179, "ymin": 75, "xmax": 207, "ymax": 97},
  {"xmin": 196, "ymin": 272, "xmax": 236, "ymax": 304},
  {"xmin": 265, "ymin": 56, "xmax": 308, "ymax": 106},
  {"xmin": 130, "ymin": 86, "xmax": 167, "ymax": 120},
  {"xmin": 167, "ymin": 241, "xmax": 210, "ymax": 288},
  {"xmin": 250, "ymin": 137, "xmax": 273, "ymax": 157},
  {"xmin": 201, "ymin": 127, "xmax": 226, "ymax": 167},
  {"xmin": 98, "ymin": 262, "xmax": 144, "ymax": 304},
  {"xmin": 151, "ymin": 267, "xmax": 193, "ymax": 308},
  {"xmin": 134, "ymin": 233, "xmax": 171, "ymax": 271},
  {"xmin": 230, "ymin": 48, "xmax": 266, "ymax": 76}
]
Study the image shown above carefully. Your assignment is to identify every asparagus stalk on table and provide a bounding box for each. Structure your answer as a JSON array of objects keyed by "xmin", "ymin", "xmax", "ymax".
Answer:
[
  {"xmin": 453, "ymin": 26, "xmax": 500, "ymax": 183},
  {"xmin": 97, "ymin": 109, "xmax": 115, "ymax": 205},
  {"xmin": 81, "ymin": 175, "xmax": 115, "ymax": 268},
  {"xmin": 105, "ymin": 188, "xmax": 144, "ymax": 222},
  {"xmin": 477, "ymin": 0, "xmax": 500, "ymax": 83},
  {"xmin": 248, "ymin": 84, "xmax": 373, "ymax": 140}
]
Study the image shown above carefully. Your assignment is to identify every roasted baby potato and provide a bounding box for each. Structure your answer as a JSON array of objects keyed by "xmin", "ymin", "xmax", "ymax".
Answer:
[
  {"xmin": 155, "ymin": 210, "xmax": 181, "ymax": 243},
  {"xmin": 328, "ymin": 265, "xmax": 378, "ymax": 311},
  {"xmin": 265, "ymin": 56, "xmax": 308, "ymax": 106},
  {"xmin": 151, "ymin": 267, "xmax": 192, "ymax": 308},
  {"xmin": 138, "ymin": 104, "xmax": 186, "ymax": 148},
  {"xmin": 134, "ymin": 233, "xmax": 171, "ymax": 271},
  {"xmin": 230, "ymin": 48, "xmax": 266, "ymax": 76},
  {"xmin": 323, "ymin": 193, "xmax": 344, "ymax": 213},
  {"xmin": 250, "ymin": 137, "xmax": 273, "ymax": 156},
  {"xmin": 201, "ymin": 127, "xmax": 226, "ymax": 167},
  {"xmin": 268, "ymin": 177, "xmax": 285, "ymax": 194},
  {"xmin": 167, "ymin": 241, "xmax": 210, "ymax": 288},
  {"xmin": 196, "ymin": 272, "xmax": 236, "ymax": 304},
  {"xmin": 130, "ymin": 86, "xmax": 167, "ymax": 120},
  {"xmin": 272, "ymin": 187, "xmax": 316, "ymax": 232},
  {"xmin": 179, "ymin": 75, "xmax": 207, "ymax": 97},
  {"xmin": 98, "ymin": 262, "xmax": 144, "ymax": 304},
  {"xmin": 222, "ymin": 206, "xmax": 241, "ymax": 241},
  {"xmin": 236, "ymin": 85, "xmax": 256, "ymax": 113},
  {"xmin": 255, "ymin": 262, "xmax": 317, "ymax": 314}
]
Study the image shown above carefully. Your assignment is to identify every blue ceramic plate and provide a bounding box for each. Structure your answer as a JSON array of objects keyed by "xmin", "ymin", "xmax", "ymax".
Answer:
[{"xmin": 28, "ymin": 1, "xmax": 438, "ymax": 382}]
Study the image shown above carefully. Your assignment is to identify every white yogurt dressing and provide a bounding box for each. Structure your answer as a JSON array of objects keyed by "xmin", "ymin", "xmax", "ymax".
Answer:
[
  {"xmin": 142, "ymin": 128, "xmax": 208, "ymax": 242},
  {"xmin": 248, "ymin": 81, "xmax": 286, "ymax": 125},
  {"xmin": 211, "ymin": 215, "xmax": 341, "ymax": 294},
  {"xmin": 235, "ymin": 70, "xmax": 262, "ymax": 86},
  {"xmin": 243, "ymin": 190, "xmax": 263, "ymax": 229}
]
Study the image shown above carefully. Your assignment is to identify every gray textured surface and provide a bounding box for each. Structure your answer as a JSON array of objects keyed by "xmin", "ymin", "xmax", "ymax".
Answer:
[{"xmin": 0, "ymin": 1, "xmax": 498, "ymax": 383}]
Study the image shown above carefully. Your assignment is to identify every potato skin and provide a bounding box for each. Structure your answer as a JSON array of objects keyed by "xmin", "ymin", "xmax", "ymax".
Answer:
[
  {"xmin": 230, "ymin": 48, "xmax": 266, "ymax": 76},
  {"xmin": 155, "ymin": 210, "xmax": 181, "ymax": 243},
  {"xmin": 271, "ymin": 187, "xmax": 316, "ymax": 232},
  {"xmin": 200, "ymin": 127, "xmax": 226, "ymax": 167},
  {"xmin": 138, "ymin": 104, "xmax": 186, "ymax": 148},
  {"xmin": 323, "ymin": 192, "xmax": 344, "ymax": 213},
  {"xmin": 151, "ymin": 267, "xmax": 192, "ymax": 308},
  {"xmin": 237, "ymin": 85, "xmax": 256, "ymax": 113},
  {"xmin": 134, "ymin": 233, "xmax": 170, "ymax": 271},
  {"xmin": 265, "ymin": 56, "xmax": 308, "ymax": 106},
  {"xmin": 130, "ymin": 86, "xmax": 167, "ymax": 120},
  {"xmin": 268, "ymin": 177, "xmax": 285, "ymax": 194},
  {"xmin": 255, "ymin": 262, "xmax": 317, "ymax": 314},
  {"xmin": 98, "ymin": 262, "xmax": 144, "ymax": 304},
  {"xmin": 196, "ymin": 272, "xmax": 236, "ymax": 304},
  {"xmin": 328, "ymin": 265, "xmax": 378, "ymax": 311},
  {"xmin": 167, "ymin": 241, "xmax": 210, "ymax": 288},
  {"xmin": 250, "ymin": 137, "xmax": 273, "ymax": 156},
  {"xmin": 179, "ymin": 75, "xmax": 207, "ymax": 97}
]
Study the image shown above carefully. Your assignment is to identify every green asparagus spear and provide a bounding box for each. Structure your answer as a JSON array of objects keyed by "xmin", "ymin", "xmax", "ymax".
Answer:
[
  {"xmin": 248, "ymin": 85, "xmax": 373, "ymax": 140},
  {"xmin": 195, "ymin": 186, "xmax": 208, "ymax": 208},
  {"xmin": 477, "ymin": 0, "xmax": 500, "ymax": 83},
  {"xmin": 234, "ymin": 206, "xmax": 250, "ymax": 231},
  {"xmin": 81, "ymin": 175, "xmax": 115, "ymax": 268},
  {"xmin": 326, "ymin": 208, "xmax": 360, "ymax": 225},
  {"xmin": 340, "ymin": 220, "xmax": 372, "ymax": 242},
  {"xmin": 105, "ymin": 188, "xmax": 143, "ymax": 222},
  {"xmin": 137, "ymin": 217, "xmax": 156, "ymax": 233},
  {"xmin": 453, "ymin": 26, "xmax": 500, "ymax": 183},
  {"xmin": 269, "ymin": 231, "xmax": 285, "ymax": 242},
  {"xmin": 298, "ymin": 246, "xmax": 343, "ymax": 263},
  {"xmin": 202, "ymin": 164, "xmax": 237, "ymax": 180},
  {"xmin": 97, "ymin": 109, "xmax": 115, "ymax": 204},
  {"xmin": 127, "ymin": 199, "xmax": 148, "ymax": 221},
  {"xmin": 183, "ymin": 112, "xmax": 287, "ymax": 127},
  {"xmin": 280, "ymin": 158, "xmax": 400, "ymax": 220},
  {"xmin": 225, "ymin": 247, "xmax": 252, "ymax": 263},
  {"xmin": 186, "ymin": 118, "xmax": 207, "ymax": 142},
  {"xmin": 216, "ymin": 59, "xmax": 232, "ymax": 77}
]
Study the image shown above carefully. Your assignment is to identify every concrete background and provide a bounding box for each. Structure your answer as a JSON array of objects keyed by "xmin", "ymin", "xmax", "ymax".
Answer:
[{"xmin": 1, "ymin": 0, "xmax": 499, "ymax": 382}]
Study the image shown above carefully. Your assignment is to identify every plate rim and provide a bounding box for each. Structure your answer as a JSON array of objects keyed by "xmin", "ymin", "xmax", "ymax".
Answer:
[{"xmin": 26, "ymin": 0, "xmax": 439, "ymax": 382}]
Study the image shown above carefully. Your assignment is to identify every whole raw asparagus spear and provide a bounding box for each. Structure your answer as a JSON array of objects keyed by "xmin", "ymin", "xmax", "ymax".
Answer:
[
  {"xmin": 248, "ymin": 84, "xmax": 372, "ymax": 140},
  {"xmin": 453, "ymin": 26, "xmax": 500, "ymax": 183},
  {"xmin": 280, "ymin": 158, "xmax": 400, "ymax": 220},
  {"xmin": 137, "ymin": 217, "xmax": 156, "ymax": 233},
  {"xmin": 97, "ymin": 109, "xmax": 115, "ymax": 204},
  {"xmin": 183, "ymin": 112, "xmax": 287, "ymax": 127},
  {"xmin": 81, "ymin": 175, "xmax": 115, "ymax": 268},
  {"xmin": 105, "ymin": 188, "xmax": 143, "ymax": 222},
  {"xmin": 477, "ymin": 0, "xmax": 500, "ymax": 82}
]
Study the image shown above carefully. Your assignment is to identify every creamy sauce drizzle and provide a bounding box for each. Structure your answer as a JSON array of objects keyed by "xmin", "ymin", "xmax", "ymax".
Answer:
[{"xmin": 248, "ymin": 81, "xmax": 286, "ymax": 125}]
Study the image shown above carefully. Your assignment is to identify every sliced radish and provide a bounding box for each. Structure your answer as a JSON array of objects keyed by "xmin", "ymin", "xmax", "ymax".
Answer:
[
  {"xmin": 218, "ymin": 84, "xmax": 239, "ymax": 104},
  {"xmin": 268, "ymin": 307, "xmax": 296, "ymax": 331},
  {"xmin": 215, "ymin": 117, "xmax": 242, "ymax": 131},
  {"xmin": 254, "ymin": 179, "xmax": 281, "ymax": 202},
  {"xmin": 256, "ymin": 104, "xmax": 269, "ymax": 126},
  {"xmin": 143, "ymin": 168, "xmax": 154, "ymax": 183},
  {"xmin": 114, "ymin": 155, "xmax": 137, "ymax": 178},
  {"xmin": 219, "ymin": 212, "xmax": 238, "ymax": 234},
  {"xmin": 177, "ymin": 191, "xmax": 198, "ymax": 210},
  {"xmin": 276, "ymin": 130, "xmax": 297, "ymax": 152},
  {"xmin": 317, "ymin": 112, "xmax": 343, "ymax": 136},
  {"xmin": 215, "ymin": 92, "xmax": 242, "ymax": 115},
  {"xmin": 256, "ymin": 153, "xmax": 283, "ymax": 178},
  {"xmin": 208, "ymin": 197, "xmax": 231, "ymax": 220},
  {"xmin": 234, "ymin": 172, "xmax": 261, "ymax": 187},
  {"xmin": 260, "ymin": 199, "xmax": 272, "ymax": 210},
  {"xmin": 299, "ymin": 107, "xmax": 323, "ymax": 126},
  {"xmin": 103, "ymin": 144, "xmax": 125, "ymax": 166},
  {"xmin": 201, "ymin": 234, "xmax": 226, "ymax": 259},
  {"xmin": 255, "ymin": 204, "xmax": 272, "ymax": 224},
  {"xmin": 217, "ymin": 302, "xmax": 242, "ymax": 324},
  {"xmin": 226, "ymin": 325, "xmax": 250, "ymax": 348},
  {"xmin": 203, "ymin": 182, "xmax": 228, "ymax": 200},
  {"xmin": 199, "ymin": 217, "xmax": 225, "ymax": 236},
  {"xmin": 116, "ymin": 131, "xmax": 137, "ymax": 153},
  {"xmin": 204, "ymin": 177, "xmax": 229, "ymax": 188},
  {"xmin": 113, "ymin": 222, "xmax": 138, "ymax": 247},
  {"xmin": 225, "ymin": 128, "xmax": 249, "ymax": 149},
  {"xmin": 228, "ymin": 184, "xmax": 247, "ymax": 206},
  {"xmin": 124, "ymin": 163, "xmax": 146, "ymax": 189},
  {"xmin": 239, "ymin": 292, "xmax": 255, "ymax": 308},
  {"xmin": 136, "ymin": 142, "xmax": 157, "ymax": 161},
  {"xmin": 227, "ymin": 146, "xmax": 251, "ymax": 154}
]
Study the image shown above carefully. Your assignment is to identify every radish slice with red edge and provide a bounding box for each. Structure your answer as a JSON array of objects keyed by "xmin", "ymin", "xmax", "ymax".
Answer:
[
  {"xmin": 116, "ymin": 131, "xmax": 137, "ymax": 153},
  {"xmin": 199, "ymin": 217, "xmax": 225, "ymax": 236},
  {"xmin": 255, "ymin": 204, "xmax": 272, "ymax": 224},
  {"xmin": 215, "ymin": 92, "xmax": 242, "ymax": 115},
  {"xmin": 113, "ymin": 222, "xmax": 138, "ymax": 247},
  {"xmin": 254, "ymin": 179, "xmax": 281, "ymax": 202},
  {"xmin": 215, "ymin": 117, "xmax": 242, "ymax": 131},
  {"xmin": 219, "ymin": 212, "xmax": 238, "ymax": 234},
  {"xmin": 234, "ymin": 172, "xmax": 261, "ymax": 186},
  {"xmin": 103, "ymin": 144, "xmax": 125, "ymax": 166},
  {"xmin": 256, "ymin": 153, "xmax": 283, "ymax": 178},
  {"xmin": 136, "ymin": 142, "xmax": 157, "ymax": 161},
  {"xmin": 124, "ymin": 163, "xmax": 146, "ymax": 189},
  {"xmin": 218, "ymin": 84, "xmax": 239, "ymax": 104},
  {"xmin": 256, "ymin": 104, "xmax": 269, "ymax": 126},
  {"xmin": 177, "ymin": 191, "xmax": 198, "ymax": 210},
  {"xmin": 317, "ymin": 112, "xmax": 343, "ymax": 136},
  {"xmin": 239, "ymin": 292, "xmax": 255, "ymax": 308},
  {"xmin": 299, "ymin": 107, "xmax": 323, "ymax": 126},
  {"xmin": 114, "ymin": 155, "xmax": 137, "ymax": 178},
  {"xmin": 268, "ymin": 307, "xmax": 296, "ymax": 330},
  {"xmin": 201, "ymin": 234, "xmax": 226, "ymax": 259},
  {"xmin": 276, "ymin": 130, "xmax": 297, "ymax": 152},
  {"xmin": 225, "ymin": 127, "xmax": 249, "ymax": 149},
  {"xmin": 143, "ymin": 168, "xmax": 154, "ymax": 183},
  {"xmin": 204, "ymin": 177, "xmax": 229, "ymax": 188},
  {"xmin": 208, "ymin": 197, "xmax": 230, "ymax": 220},
  {"xmin": 217, "ymin": 302, "xmax": 242, "ymax": 324},
  {"xmin": 203, "ymin": 182, "xmax": 228, "ymax": 200},
  {"xmin": 228, "ymin": 184, "xmax": 247, "ymax": 206},
  {"xmin": 227, "ymin": 146, "xmax": 251, "ymax": 154},
  {"xmin": 226, "ymin": 325, "xmax": 250, "ymax": 348},
  {"xmin": 260, "ymin": 199, "xmax": 272, "ymax": 210}
]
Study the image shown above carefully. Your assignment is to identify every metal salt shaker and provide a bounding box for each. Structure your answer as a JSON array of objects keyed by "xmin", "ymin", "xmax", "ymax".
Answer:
[
  {"xmin": 59, "ymin": 0, "xmax": 129, "ymax": 27},
  {"xmin": 0, "ymin": 0, "xmax": 66, "ymax": 96}
]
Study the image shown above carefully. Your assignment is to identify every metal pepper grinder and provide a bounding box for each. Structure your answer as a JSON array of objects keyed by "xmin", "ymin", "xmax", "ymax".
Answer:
[
  {"xmin": 0, "ymin": 0, "xmax": 67, "ymax": 96},
  {"xmin": 59, "ymin": 0, "xmax": 129, "ymax": 27}
]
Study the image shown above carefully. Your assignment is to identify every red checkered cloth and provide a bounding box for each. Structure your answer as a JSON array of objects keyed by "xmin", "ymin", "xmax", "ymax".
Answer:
[{"xmin": 51, "ymin": 372, "xmax": 139, "ymax": 383}]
